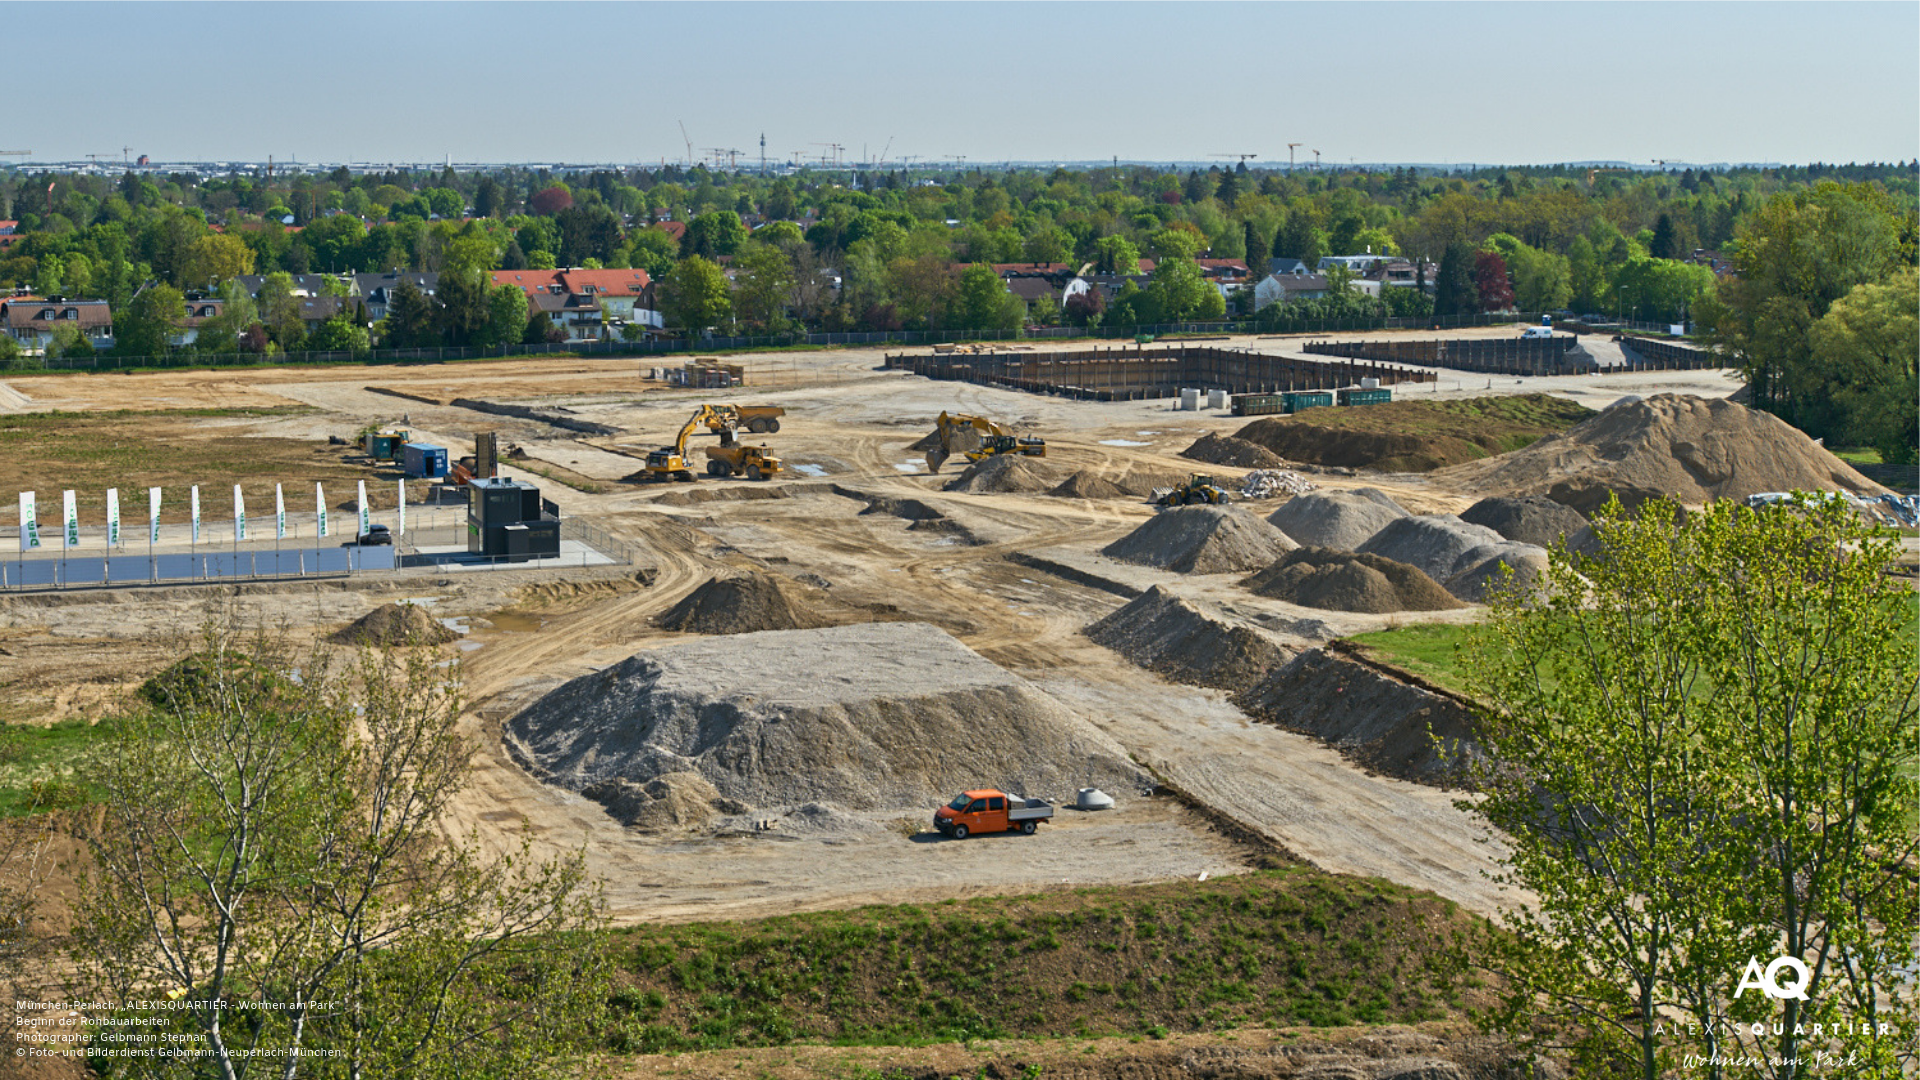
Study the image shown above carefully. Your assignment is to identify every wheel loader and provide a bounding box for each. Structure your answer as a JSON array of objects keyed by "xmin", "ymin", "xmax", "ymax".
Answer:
[
  {"xmin": 923, "ymin": 411, "xmax": 1046, "ymax": 473},
  {"xmin": 1154, "ymin": 473, "xmax": 1233, "ymax": 507}
]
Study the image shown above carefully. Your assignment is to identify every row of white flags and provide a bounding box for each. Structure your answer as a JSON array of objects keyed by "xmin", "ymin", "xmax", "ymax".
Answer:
[{"xmin": 17, "ymin": 480, "xmax": 406, "ymax": 553}]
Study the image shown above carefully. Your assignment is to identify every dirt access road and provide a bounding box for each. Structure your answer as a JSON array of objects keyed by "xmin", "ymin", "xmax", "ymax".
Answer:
[{"xmin": 0, "ymin": 333, "xmax": 1733, "ymax": 924}]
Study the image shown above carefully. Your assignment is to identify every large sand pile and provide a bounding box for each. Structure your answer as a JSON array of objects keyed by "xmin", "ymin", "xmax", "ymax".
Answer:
[
  {"xmin": 941, "ymin": 454, "xmax": 1060, "ymax": 493},
  {"xmin": 1443, "ymin": 542, "xmax": 1550, "ymax": 603},
  {"xmin": 1439, "ymin": 393, "xmax": 1887, "ymax": 514},
  {"xmin": 655, "ymin": 572, "xmax": 847, "ymax": 634},
  {"xmin": 1355, "ymin": 515, "xmax": 1509, "ymax": 584},
  {"xmin": 1048, "ymin": 471, "xmax": 1127, "ymax": 499},
  {"xmin": 1266, "ymin": 489, "xmax": 1409, "ymax": 550},
  {"xmin": 1101, "ymin": 505, "xmax": 1298, "ymax": 574},
  {"xmin": 1241, "ymin": 548, "xmax": 1463, "ymax": 614},
  {"xmin": 331, "ymin": 603, "xmax": 460, "ymax": 646},
  {"xmin": 1458, "ymin": 495, "xmax": 1589, "ymax": 548},
  {"xmin": 1084, "ymin": 586, "xmax": 1296, "ymax": 693},
  {"xmin": 1182, "ymin": 433, "xmax": 1288, "ymax": 469},
  {"xmin": 504, "ymin": 623, "xmax": 1148, "ymax": 821}
]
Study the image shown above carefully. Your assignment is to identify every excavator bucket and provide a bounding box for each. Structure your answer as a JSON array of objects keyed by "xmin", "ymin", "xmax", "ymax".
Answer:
[{"xmin": 925, "ymin": 447, "xmax": 950, "ymax": 474}]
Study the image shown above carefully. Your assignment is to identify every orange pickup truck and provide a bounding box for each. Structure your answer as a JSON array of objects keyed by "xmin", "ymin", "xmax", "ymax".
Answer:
[{"xmin": 933, "ymin": 789, "xmax": 1055, "ymax": 839}]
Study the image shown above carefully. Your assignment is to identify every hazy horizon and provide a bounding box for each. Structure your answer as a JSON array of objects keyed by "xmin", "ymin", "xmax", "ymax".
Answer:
[{"xmin": 5, "ymin": 2, "xmax": 1915, "ymax": 168}]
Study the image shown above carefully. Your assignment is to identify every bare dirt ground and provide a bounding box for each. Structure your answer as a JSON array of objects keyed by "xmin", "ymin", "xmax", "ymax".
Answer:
[{"xmin": 0, "ymin": 332, "xmax": 1738, "ymax": 934}]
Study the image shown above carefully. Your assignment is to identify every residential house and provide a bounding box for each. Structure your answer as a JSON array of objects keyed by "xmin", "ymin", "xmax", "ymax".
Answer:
[
  {"xmin": 1317, "ymin": 255, "xmax": 1395, "ymax": 275},
  {"xmin": 1252, "ymin": 272, "xmax": 1332, "ymax": 312},
  {"xmin": 0, "ymin": 298, "xmax": 113, "ymax": 350},
  {"xmin": 0, "ymin": 221, "xmax": 20, "ymax": 253},
  {"xmin": 1267, "ymin": 257, "xmax": 1311, "ymax": 277},
  {"xmin": 173, "ymin": 298, "xmax": 225, "ymax": 346},
  {"xmin": 234, "ymin": 273, "xmax": 346, "ymax": 299},
  {"xmin": 488, "ymin": 269, "xmax": 612, "ymax": 342},
  {"xmin": 351, "ymin": 271, "xmax": 437, "ymax": 322},
  {"xmin": 557, "ymin": 267, "xmax": 661, "ymax": 330}
]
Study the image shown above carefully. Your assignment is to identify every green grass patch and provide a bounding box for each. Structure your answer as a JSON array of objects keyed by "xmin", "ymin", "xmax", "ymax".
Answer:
[
  {"xmin": 601, "ymin": 867, "xmax": 1476, "ymax": 1054},
  {"xmin": 1234, "ymin": 394, "xmax": 1595, "ymax": 472},
  {"xmin": 0, "ymin": 717, "xmax": 116, "ymax": 817},
  {"xmin": 1831, "ymin": 447, "xmax": 1884, "ymax": 466},
  {"xmin": 1343, "ymin": 623, "xmax": 1477, "ymax": 695}
]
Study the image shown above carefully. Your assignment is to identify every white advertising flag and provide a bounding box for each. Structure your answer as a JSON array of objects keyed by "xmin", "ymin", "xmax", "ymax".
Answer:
[
  {"xmin": 106, "ymin": 488, "xmax": 120, "ymax": 546},
  {"xmin": 233, "ymin": 484, "xmax": 247, "ymax": 542},
  {"xmin": 396, "ymin": 479, "xmax": 405, "ymax": 536},
  {"xmin": 18, "ymin": 492, "xmax": 39, "ymax": 552},
  {"xmin": 275, "ymin": 484, "xmax": 286, "ymax": 540},
  {"xmin": 148, "ymin": 488, "xmax": 161, "ymax": 546},
  {"xmin": 190, "ymin": 486, "xmax": 201, "ymax": 543},
  {"xmin": 315, "ymin": 483, "xmax": 329, "ymax": 539},
  {"xmin": 356, "ymin": 481, "xmax": 370, "ymax": 538},
  {"xmin": 62, "ymin": 491, "xmax": 77, "ymax": 550}
]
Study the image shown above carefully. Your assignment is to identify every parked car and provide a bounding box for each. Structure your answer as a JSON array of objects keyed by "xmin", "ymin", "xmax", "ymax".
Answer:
[{"xmin": 357, "ymin": 524, "xmax": 392, "ymax": 546}]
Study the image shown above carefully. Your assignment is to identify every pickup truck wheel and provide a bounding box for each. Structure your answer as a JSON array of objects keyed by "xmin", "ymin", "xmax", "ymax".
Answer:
[
  {"xmin": 950, "ymin": 824, "xmax": 968, "ymax": 840},
  {"xmin": 1019, "ymin": 821, "xmax": 1036, "ymax": 835}
]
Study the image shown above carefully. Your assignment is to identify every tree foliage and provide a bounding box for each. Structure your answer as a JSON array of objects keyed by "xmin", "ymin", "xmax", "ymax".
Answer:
[{"xmin": 661, "ymin": 254, "xmax": 732, "ymax": 332}]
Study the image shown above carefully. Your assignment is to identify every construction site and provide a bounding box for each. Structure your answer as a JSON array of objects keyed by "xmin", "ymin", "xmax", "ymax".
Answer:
[{"xmin": 1, "ymin": 326, "xmax": 1910, "ymax": 1079}]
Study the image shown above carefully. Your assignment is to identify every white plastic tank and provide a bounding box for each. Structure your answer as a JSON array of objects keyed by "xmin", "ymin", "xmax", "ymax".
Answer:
[
  {"xmin": 1179, "ymin": 388, "xmax": 1201, "ymax": 411},
  {"xmin": 1360, "ymin": 377, "xmax": 1379, "ymax": 389},
  {"xmin": 1206, "ymin": 389, "xmax": 1229, "ymax": 410}
]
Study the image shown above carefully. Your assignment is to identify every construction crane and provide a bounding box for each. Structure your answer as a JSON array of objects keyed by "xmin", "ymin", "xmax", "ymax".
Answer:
[
  {"xmin": 1211, "ymin": 153, "xmax": 1258, "ymax": 165},
  {"xmin": 874, "ymin": 136, "xmax": 893, "ymax": 168},
  {"xmin": 1312, "ymin": 149, "xmax": 1322, "ymax": 170},
  {"xmin": 1287, "ymin": 143, "xmax": 1302, "ymax": 170},
  {"xmin": 122, "ymin": 146, "xmax": 133, "ymax": 165},
  {"xmin": 677, "ymin": 121, "xmax": 694, "ymax": 166},
  {"xmin": 810, "ymin": 142, "xmax": 844, "ymax": 167},
  {"xmin": 945, "ymin": 154, "xmax": 967, "ymax": 168}
]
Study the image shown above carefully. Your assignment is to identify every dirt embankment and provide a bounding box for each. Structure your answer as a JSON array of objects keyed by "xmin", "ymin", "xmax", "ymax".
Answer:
[
  {"xmin": 1232, "ymin": 395, "xmax": 1595, "ymax": 473},
  {"xmin": 1102, "ymin": 506, "xmax": 1298, "ymax": 575},
  {"xmin": 330, "ymin": 602, "xmax": 460, "ymax": 646},
  {"xmin": 1182, "ymin": 432, "xmax": 1289, "ymax": 469},
  {"xmin": 1084, "ymin": 586, "xmax": 1296, "ymax": 693},
  {"xmin": 1242, "ymin": 549, "xmax": 1463, "ymax": 615},
  {"xmin": 1236, "ymin": 645, "xmax": 1483, "ymax": 787}
]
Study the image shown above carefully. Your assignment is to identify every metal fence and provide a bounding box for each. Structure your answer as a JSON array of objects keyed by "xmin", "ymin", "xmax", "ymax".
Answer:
[
  {"xmin": 1302, "ymin": 336, "xmax": 1590, "ymax": 377},
  {"xmin": 883, "ymin": 344, "xmax": 1436, "ymax": 401},
  {"xmin": 1612, "ymin": 336, "xmax": 1722, "ymax": 371}
]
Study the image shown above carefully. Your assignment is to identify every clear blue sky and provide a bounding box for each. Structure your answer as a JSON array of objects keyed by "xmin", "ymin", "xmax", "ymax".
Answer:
[{"xmin": 8, "ymin": 2, "xmax": 1915, "ymax": 167}]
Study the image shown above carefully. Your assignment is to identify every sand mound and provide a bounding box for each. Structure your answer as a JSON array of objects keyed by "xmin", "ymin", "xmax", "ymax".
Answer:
[
  {"xmin": 655, "ymin": 572, "xmax": 844, "ymax": 635},
  {"xmin": 331, "ymin": 603, "xmax": 460, "ymax": 646},
  {"xmin": 1048, "ymin": 471, "xmax": 1128, "ymax": 499},
  {"xmin": 1084, "ymin": 586, "xmax": 1296, "ymax": 693},
  {"xmin": 1443, "ymin": 542, "xmax": 1551, "ymax": 603},
  {"xmin": 1458, "ymin": 495, "xmax": 1589, "ymax": 548},
  {"xmin": 582, "ymin": 771, "xmax": 749, "ymax": 830},
  {"xmin": 1232, "ymin": 395, "xmax": 1594, "ymax": 473},
  {"xmin": 651, "ymin": 485, "xmax": 795, "ymax": 506},
  {"xmin": 1266, "ymin": 488, "xmax": 1409, "ymax": 550},
  {"xmin": 941, "ymin": 454, "xmax": 1060, "ymax": 493},
  {"xmin": 1241, "ymin": 548, "xmax": 1463, "ymax": 614},
  {"xmin": 1237, "ymin": 648, "xmax": 1481, "ymax": 786},
  {"xmin": 1182, "ymin": 433, "xmax": 1287, "ymax": 469},
  {"xmin": 1101, "ymin": 505, "xmax": 1298, "ymax": 575},
  {"xmin": 1438, "ymin": 393, "xmax": 1888, "ymax": 513},
  {"xmin": 1356, "ymin": 515, "xmax": 1509, "ymax": 583},
  {"xmin": 504, "ymin": 622, "xmax": 1147, "ymax": 818}
]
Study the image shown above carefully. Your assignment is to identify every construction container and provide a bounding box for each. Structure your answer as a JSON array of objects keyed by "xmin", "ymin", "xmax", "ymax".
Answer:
[
  {"xmin": 1336, "ymin": 387, "xmax": 1394, "ymax": 407},
  {"xmin": 1231, "ymin": 393, "xmax": 1287, "ymax": 417},
  {"xmin": 401, "ymin": 442, "xmax": 449, "ymax": 479},
  {"xmin": 467, "ymin": 477, "xmax": 558, "ymax": 561},
  {"xmin": 1282, "ymin": 391, "xmax": 1334, "ymax": 413},
  {"xmin": 363, "ymin": 430, "xmax": 410, "ymax": 460},
  {"xmin": 1179, "ymin": 388, "xmax": 1201, "ymax": 411}
]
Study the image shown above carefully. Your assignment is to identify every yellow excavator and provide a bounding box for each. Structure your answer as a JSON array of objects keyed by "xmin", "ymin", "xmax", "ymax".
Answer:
[
  {"xmin": 923, "ymin": 411, "xmax": 1047, "ymax": 473},
  {"xmin": 645, "ymin": 404, "xmax": 733, "ymax": 483}
]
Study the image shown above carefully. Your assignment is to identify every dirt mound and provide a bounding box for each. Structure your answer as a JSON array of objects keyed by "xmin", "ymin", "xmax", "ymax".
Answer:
[
  {"xmin": 655, "ymin": 572, "xmax": 844, "ymax": 635},
  {"xmin": 1241, "ymin": 548, "xmax": 1464, "ymax": 614},
  {"xmin": 856, "ymin": 495, "xmax": 944, "ymax": 520},
  {"xmin": 941, "ymin": 454, "xmax": 1060, "ymax": 493},
  {"xmin": 504, "ymin": 622, "xmax": 1148, "ymax": 818},
  {"xmin": 1047, "ymin": 471, "xmax": 1128, "ymax": 499},
  {"xmin": 1236, "ymin": 648, "xmax": 1481, "ymax": 787},
  {"xmin": 1443, "ymin": 542, "xmax": 1551, "ymax": 604},
  {"xmin": 650, "ymin": 485, "xmax": 795, "ymax": 506},
  {"xmin": 1084, "ymin": 586, "xmax": 1296, "ymax": 693},
  {"xmin": 1355, "ymin": 515, "xmax": 1509, "ymax": 584},
  {"xmin": 581, "ymin": 771, "xmax": 749, "ymax": 830},
  {"xmin": 1458, "ymin": 495, "xmax": 1589, "ymax": 548},
  {"xmin": 1232, "ymin": 395, "xmax": 1594, "ymax": 472},
  {"xmin": 1266, "ymin": 488, "xmax": 1409, "ymax": 550},
  {"xmin": 330, "ymin": 602, "xmax": 459, "ymax": 646},
  {"xmin": 1101, "ymin": 505, "xmax": 1298, "ymax": 575},
  {"xmin": 1438, "ymin": 393, "xmax": 1888, "ymax": 513},
  {"xmin": 1182, "ymin": 433, "xmax": 1287, "ymax": 469}
]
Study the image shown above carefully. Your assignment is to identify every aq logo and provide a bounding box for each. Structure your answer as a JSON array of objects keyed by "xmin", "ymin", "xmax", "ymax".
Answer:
[{"xmin": 1735, "ymin": 956, "xmax": 1811, "ymax": 1001}]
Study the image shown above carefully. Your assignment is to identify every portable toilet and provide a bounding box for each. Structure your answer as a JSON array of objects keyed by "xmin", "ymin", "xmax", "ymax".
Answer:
[{"xmin": 402, "ymin": 442, "xmax": 449, "ymax": 479}]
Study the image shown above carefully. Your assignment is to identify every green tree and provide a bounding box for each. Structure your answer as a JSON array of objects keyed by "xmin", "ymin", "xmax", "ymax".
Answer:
[
  {"xmin": 731, "ymin": 243, "xmax": 795, "ymax": 333},
  {"xmin": 114, "ymin": 283, "xmax": 185, "ymax": 356},
  {"xmin": 661, "ymin": 254, "xmax": 733, "ymax": 333},
  {"xmin": 1808, "ymin": 268, "xmax": 1919, "ymax": 463},
  {"xmin": 308, "ymin": 313, "xmax": 370, "ymax": 352},
  {"xmin": 1464, "ymin": 495, "xmax": 1918, "ymax": 1080},
  {"xmin": 1143, "ymin": 257, "xmax": 1225, "ymax": 323},
  {"xmin": 949, "ymin": 263, "xmax": 1023, "ymax": 333},
  {"xmin": 1429, "ymin": 242, "xmax": 1477, "ymax": 319},
  {"xmin": 1567, "ymin": 235, "xmax": 1606, "ymax": 312},
  {"xmin": 681, "ymin": 210, "xmax": 748, "ymax": 259},
  {"xmin": 1092, "ymin": 234, "xmax": 1139, "ymax": 275},
  {"xmin": 384, "ymin": 278, "xmax": 439, "ymax": 347},
  {"xmin": 256, "ymin": 271, "xmax": 307, "ymax": 350},
  {"xmin": 1242, "ymin": 220, "xmax": 1270, "ymax": 276},
  {"xmin": 485, "ymin": 283, "xmax": 532, "ymax": 349},
  {"xmin": 625, "ymin": 229, "xmax": 678, "ymax": 281},
  {"xmin": 71, "ymin": 622, "xmax": 607, "ymax": 1080}
]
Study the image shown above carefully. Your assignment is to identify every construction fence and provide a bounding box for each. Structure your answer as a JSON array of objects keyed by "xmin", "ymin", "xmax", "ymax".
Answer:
[
  {"xmin": 1613, "ymin": 336, "xmax": 1723, "ymax": 371},
  {"xmin": 1301, "ymin": 336, "xmax": 1589, "ymax": 377},
  {"xmin": 882, "ymin": 345, "xmax": 1436, "ymax": 401}
]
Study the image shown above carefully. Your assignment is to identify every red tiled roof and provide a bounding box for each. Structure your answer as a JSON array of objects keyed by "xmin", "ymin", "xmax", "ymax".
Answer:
[
  {"xmin": 653, "ymin": 221, "xmax": 687, "ymax": 242},
  {"xmin": 557, "ymin": 267, "xmax": 651, "ymax": 296},
  {"xmin": 488, "ymin": 270, "xmax": 563, "ymax": 296}
]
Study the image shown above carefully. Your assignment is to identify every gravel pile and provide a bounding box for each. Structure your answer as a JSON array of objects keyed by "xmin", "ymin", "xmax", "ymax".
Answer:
[
  {"xmin": 505, "ymin": 623, "xmax": 1147, "ymax": 820},
  {"xmin": 651, "ymin": 486, "xmax": 795, "ymax": 507},
  {"xmin": 1182, "ymin": 433, "xmax": 1288, "ymax": 469},
  {"xmin": 582, "ymin": 772, "xmax": 747, "ymax": 830},
  {"xmin": 1084, "ymin": 586, "xmax": 1296, "ymax": 693},
  {"xmin": 1241, "ymin": 548, "xmax": 1463, "ymax": 614},
  {"xmin": 331, "ymin": 602, "xmax": 460, "ymax": 646},
  {"xmin": 1237, "ymin": 649, "xmax": 1482, "ymax": 787},
  {"xmin": 1438, "ymin": 393, "xmax": 1888, "ymax": 513},
  {"xmin": 941, "ymin": 454, "xmax": 1060, "ymax": 493},
  {"xmin": 1238, "ymin": 470, "xmax": 1316, "ymax": 499},
  {"xmin": 1458, "ymin": 495, "xmax": 1589, "ymax": 548},
  {"xmin": 1048, "ymin": 471, "xmax": 1128, "ymax": 500},
  {"xmin": 1442, "ymin": 542, "xmax": 1552, "ymax": 603},
  {"xmin": 1266, "ymin": 488, "xmax": 1410, "ymax": 550},
  {"xmin": 1355, "ymin": 515, "xmax": 1509, "ymax": 583},
  {"xmin": 655, "ymin": 572, "xmax": 845, "ymax": 635},
  {"xmin": 1101, "ymin": 505, "xmax": 1298, "ymax": 574}
]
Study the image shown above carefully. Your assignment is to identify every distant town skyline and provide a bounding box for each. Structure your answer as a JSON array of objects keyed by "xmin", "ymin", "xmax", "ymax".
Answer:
[{"xmin": 5, "ymin": 2, "xmax": 1915, "ymax": 168}]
